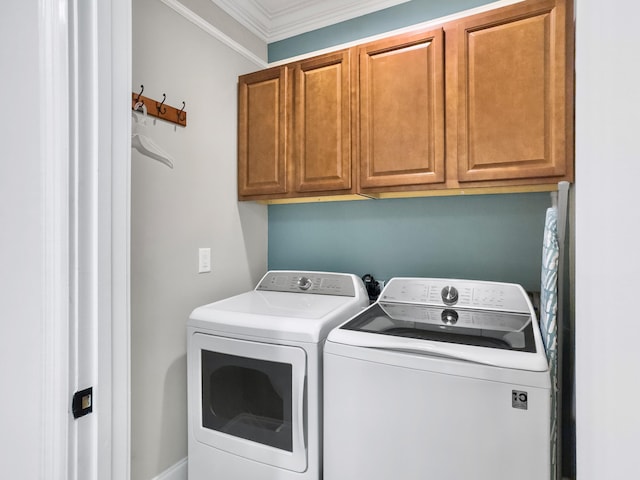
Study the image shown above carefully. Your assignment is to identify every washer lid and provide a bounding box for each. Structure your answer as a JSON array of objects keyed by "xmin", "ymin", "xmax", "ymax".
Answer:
[{"xmin": 328, "ymin": 302, "xmax": 548, "ymax": 371}]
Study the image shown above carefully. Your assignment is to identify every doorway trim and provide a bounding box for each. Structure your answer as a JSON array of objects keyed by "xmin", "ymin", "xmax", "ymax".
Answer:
[
  {"xmin": 100, "ymin": 0, "xmax": 132, "ymax": 478},
  {"xmin": 41, "ymin": 0, "xmax": 132, "ymax": 478}
]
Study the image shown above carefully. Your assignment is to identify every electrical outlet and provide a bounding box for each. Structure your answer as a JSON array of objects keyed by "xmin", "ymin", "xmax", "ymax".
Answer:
[{"xmin": 198, "ymin": 248, "xmax": 211, "ymax": 273}]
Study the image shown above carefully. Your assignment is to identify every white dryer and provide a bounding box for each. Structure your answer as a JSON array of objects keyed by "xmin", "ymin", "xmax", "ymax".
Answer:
[
  {"xmin": 324, "ymin": 277, "xmax": 551, "ymax": 480},
  {"xmin": 187, "ymin": 270, "xmax": 368, "ymax": 480}
]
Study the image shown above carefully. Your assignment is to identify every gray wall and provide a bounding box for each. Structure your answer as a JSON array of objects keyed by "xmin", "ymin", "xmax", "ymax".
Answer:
[
  {"xmin": 269, "ymin": 193, "xmax": 550, "ymax": 291},
  {"xmin": 131, "ymin": 0, "xmax": 267, "ymax": 478}
]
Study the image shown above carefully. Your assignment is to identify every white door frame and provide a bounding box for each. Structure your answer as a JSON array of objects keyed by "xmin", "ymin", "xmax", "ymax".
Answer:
[
  {"xmin": 41, "ymin": 0, "xmax": 131, "ymax": 478},
  {"xmin": 104, "ymin": 0, "xmax": 132, "ymax": 477},
  {"xmin": 40, "ymin": 0, "xmax": 72, "ymax": 478},
  {"xmin": 85, "ymin": 0, "xmax": 132, "ymax": 477}
]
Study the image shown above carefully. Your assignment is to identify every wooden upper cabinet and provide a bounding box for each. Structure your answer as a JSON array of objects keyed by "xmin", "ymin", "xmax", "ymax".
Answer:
[
  {"xmin": 359, "ymin": 28, "xmax": 445, "ymax": 190},
  {"xmin": 293, "ymin": 49, "xmax": 354, "ymax": 193},
  {"xmin": 236, "ymin": 0, "xmax": 574, "ymax": 202},
  {"xmin": 451, "ymin": 0, "xmax": 573, "ymax": 183},
  {"xmin": 238, "ymin": 66, "xmax": 289, "ymax": 199}
]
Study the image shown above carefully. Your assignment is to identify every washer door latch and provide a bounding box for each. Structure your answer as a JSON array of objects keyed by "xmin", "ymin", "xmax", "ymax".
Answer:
[{"xmin": 72, "ymin": 387, "xmax": 93, "ymax": 419}]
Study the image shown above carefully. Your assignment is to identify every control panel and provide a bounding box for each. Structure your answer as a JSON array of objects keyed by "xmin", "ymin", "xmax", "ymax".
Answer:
[
  {"xmin": 256, "ymin": 271, "xmax": 357, "ymax": 297},
  {"xmin": 379, "ymin": 278, "xmax": 530, "ymax": 313}
]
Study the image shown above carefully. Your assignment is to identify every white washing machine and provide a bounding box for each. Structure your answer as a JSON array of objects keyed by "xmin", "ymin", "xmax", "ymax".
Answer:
[
  {"xmin": 187, "ymin": 270, "xmax": 368, "ymax": 480},
  {"xmin": 324, "ymin": 277, "xmax": 551, "ymax": 480}
]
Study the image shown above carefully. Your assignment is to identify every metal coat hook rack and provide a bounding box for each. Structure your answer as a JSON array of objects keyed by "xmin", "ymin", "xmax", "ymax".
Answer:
[{"xmin": 131, "ymin": 85, "xmax": 187, "ymax": 127}]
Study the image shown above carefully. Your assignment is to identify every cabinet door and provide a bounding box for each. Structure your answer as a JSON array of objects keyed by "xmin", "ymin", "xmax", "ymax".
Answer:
[
  {"xmin": 453, "ymin": 0, "xmax": 572, "ymax": 183},
  {"xmin": 293, "ymin": 50, "xmax": 353, "ymax": 193},
  {"xmin": 359, "ymin": 29, "xmax": 445, "ymax": 190},
  {"xmin": 238, "ymin": 66, "xmax": 289, "ymax": 198}
]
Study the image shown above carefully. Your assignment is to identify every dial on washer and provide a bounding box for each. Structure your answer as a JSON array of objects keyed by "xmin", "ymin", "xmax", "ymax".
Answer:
[
  {"xmin": 441, "ymin": 286, "xmax": 459, "ymax": 305},
  {"xmin": 297, "ymin": 276, "xmax": 312, "ymax": 291}
]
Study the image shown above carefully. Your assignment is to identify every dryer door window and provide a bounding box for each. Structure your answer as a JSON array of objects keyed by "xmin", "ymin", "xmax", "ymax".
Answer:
[
  {"xmin": 189, "ymin": 333, "xmax": 307, "ymax": 473},
  {"xmin": 201, "ymin": 350, "xmax": 293, "ymax": 451}
]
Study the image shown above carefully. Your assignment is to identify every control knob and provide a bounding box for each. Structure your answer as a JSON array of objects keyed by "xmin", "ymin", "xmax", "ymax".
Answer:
[
  {"xmin": 441, "ymin": 286, "xmax": 459, "ymax": 305},
  {"xmin": 297, "ymin": 276, "xmax": 312, "ymax": 291}
]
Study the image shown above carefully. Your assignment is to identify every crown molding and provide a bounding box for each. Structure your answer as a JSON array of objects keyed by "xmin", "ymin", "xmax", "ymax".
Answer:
[
  {"xmin": 268, "ymin": 0, "xmax": 524, "ymax": 65},
  {"xmin": 211, "ymin": 0, "xmax": 410, "ymax": 42},
  {"xmin": 159, "ymin": 0, "xmax": 268, "ymax": 67},
  {"xmin": 159, "ymin": 0, "xmax": 522, "ymax": 67}
]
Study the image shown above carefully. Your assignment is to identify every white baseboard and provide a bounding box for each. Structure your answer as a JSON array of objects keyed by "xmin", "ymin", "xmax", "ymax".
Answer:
[{"xmin": 152, "ymin": 457, "xmax": 187, "ymax": 480}]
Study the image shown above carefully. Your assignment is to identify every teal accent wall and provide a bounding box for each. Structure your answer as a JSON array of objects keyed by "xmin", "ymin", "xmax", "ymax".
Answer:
[
  {"xmin": 268, "ymin": 194, "xmax": 550, "ymax": 292},
  {"xmin": 266, "ymin": 0, "xmax": 550, "ymax": 292},
  {"xmin": 268, "ymin": 0, "xmax": 491, "ymax": 61}
]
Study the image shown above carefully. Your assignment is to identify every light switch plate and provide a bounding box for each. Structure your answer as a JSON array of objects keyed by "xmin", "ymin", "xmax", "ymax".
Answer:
[{"xmin": 198, "ymin": 248, "xmax": 211, "ymax": 273}]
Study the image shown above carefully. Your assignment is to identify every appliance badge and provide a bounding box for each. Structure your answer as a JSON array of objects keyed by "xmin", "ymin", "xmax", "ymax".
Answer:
[{"xmin": 512, "ymin": 390, "xmax": 528, "ymax": 410}]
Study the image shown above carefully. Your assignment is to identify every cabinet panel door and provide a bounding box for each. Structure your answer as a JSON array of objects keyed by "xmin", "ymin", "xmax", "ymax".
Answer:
[
  {"xmin": 293, "ymin": 50, "xmax": 353, "ymax": 193},
  {"xmin": 359, "ymin": 29, "xmax": 445, "ymax": 189},
  {"xmin": 454, "ymin": 0, "xmax": 571, "ymax": 182},
  {"xmin": 238, "ymin": 67, "xmax": 289, "ymax": 197}
]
